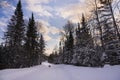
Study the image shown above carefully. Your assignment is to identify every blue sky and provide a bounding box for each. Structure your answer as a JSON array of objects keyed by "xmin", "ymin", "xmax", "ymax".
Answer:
[{"xmin": 0, "ymin": 0, "xmax": 88, "ymax": 55}]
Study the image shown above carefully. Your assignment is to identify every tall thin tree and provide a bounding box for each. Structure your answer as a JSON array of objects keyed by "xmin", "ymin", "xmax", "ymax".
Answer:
[
  {"xmin": 4, "ymin": 0, "xmax": 25, "ymax": 68},
  {"xmin": 25, "ymin": 13, "xmax": 38, "ymax": 66}
]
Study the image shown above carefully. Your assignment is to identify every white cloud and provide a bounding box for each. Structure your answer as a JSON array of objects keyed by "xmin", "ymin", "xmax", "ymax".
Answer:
[
  {"xmin": 35, "ymin": 20, "xmax": 61, "ymax": 55},
  {"xmin": 0, "ymin": 1, "xmax": 11, "ymax": 8},
  {"xmin": 45, "ymin": 47, "xmax": 53, "ymax": 56},
  {"xmin": 26, "ymin": 0, "xmax": 50, "ymax": 4},
  {"xmin": 49, "ymin": 26, "xmax": 61, "ymax": 35},
  {"xmin": 1, "ymin": 1, "xmax": 15, "ymax": 17},
  {"xmin": 0, "ymin": 17, "xmax": 8, "ymax": 32},
  {"xmin": 35, "ymin": 20, "xmax": 61, "ymax": 54},
  {"xmin": 0, "ymin": 22, "xmax": 6, "ymax": 27},
  {"xmin": 38, "ymin": 20, "xmax": 61, "ymax": 35},
  {"xmin": 25, "ymin": 0, "xmax": 53, "ymax": 17},
  {"xmin": 44, "ymin": 34, "xmax": 52, "ymax": 41},
  {"xmin": 36, "ymin": 20, "xmax": 49, "ymax": 34},
  {"xmin": 45, "ymin": 37, "xmax": 60, "ymax": 55},
  {"xmin": 56, "ymin": 2, "xmax": 92, "ymax": 23},
  {"xmin": 0, "ymin": 1, "xmax": 15, "ymax": 10},
  {"xmin": 0, "ymin": 22, "xmax": 6, "ymax": 31},
  {"xmin": 79, "ymin": 0, "xmax": 85, "ymax": 3},
  {"xmin": 36, "ymin": 20, "xmax": 61, "ymax": 41}
]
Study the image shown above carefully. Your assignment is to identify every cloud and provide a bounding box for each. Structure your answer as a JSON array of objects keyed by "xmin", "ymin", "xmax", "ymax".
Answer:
[
  {"xmin": 35, "ymin": 19, "xmax": 61, "ymax": 54},
  {"xmin": 35, "ymin": 20, "xmax": 61, "ymax": 55},
  {"xmin": 36, "ymin": 20, "xmax": 61, "ymax": 41},
  {"xmin": 44, "ymin": 34, "xmax": 52, "ymax": 41},
  {"xmin": 39, "ymin": 20, "xmax": 62, "ymax": 35},
  {"xmin": 0, "ymin": 17, "xmax": 8, "ymax": 32},
  {"xmin": 0, "ymin": 1, "xmax": 11, "ymax": 8},
  {"xmin": 49, "ymin": 26, "xmax": 60, "ymax": 35},
  {"xmin": 26, "ymin": 0, "xmax": 50, "ymax": 4},
  {"xmin": 45, "ymin": 47, "xmax": 53, "ymax": 56},
  {"xmin": 79, "ymin": 0, "xmax": 85, "ymax": 3},
  {"xmin": 1, "ymin": 1, "xmax": 15, "ymax": 17},
  {"xmin": 0, "ymin": 1, "xmax": 15, "ymax": 10},
  {"xmin": 45, "ymin": 37, "xmax": 60, "ymax": 55},
  {"xmin": 0, "ymin": 22, "xmax": 6, "ymax": 32},
  {"xmin": 0, "ymin": 17, "xmax": 8, "ymax": 43},
  {"xmin": 25, "ymin": 0, "xmax": 53, "ymax": 17},
  {"xmin": 36, "ymin": 20, "xmax": 50, "ymax": 34},
  {"xmin": 56, "ymin": 1, "xmax": 92, "ymax": 23}
]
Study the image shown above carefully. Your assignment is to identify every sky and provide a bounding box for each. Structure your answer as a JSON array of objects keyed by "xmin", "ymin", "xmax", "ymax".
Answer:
[
  {"xmin": 0, "ymin": 0, "xmax": 120, "ymax": 55},
  {"xmin": 0, "ymin": 0, "xmax": 88, "ymax": 55},
  {"xmin": 1, "ymin": 0, "xmax": 119, "ymax": 55}
]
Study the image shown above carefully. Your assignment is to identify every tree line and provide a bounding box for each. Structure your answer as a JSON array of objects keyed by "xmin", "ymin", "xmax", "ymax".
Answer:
[
  {"xmin": 0, "ymin": 0, "xmax": 46, "ymax": 69},
  {"xmin": 48, "ymin": 0, "xmax": 120, "ymax": 67},
  {"xmin": 0, "ymin": 0, "xmax": 120, "ymax": 69}
]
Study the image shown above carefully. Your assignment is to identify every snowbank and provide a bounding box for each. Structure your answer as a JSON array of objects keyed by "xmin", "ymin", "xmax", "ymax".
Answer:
[
  {"xmin": 41, "ymin": 61, "xmax": 52, "ymax": 67},
  {"xmin": 0, "ymin": 62, "xmax": 120, "ymax": 80}
]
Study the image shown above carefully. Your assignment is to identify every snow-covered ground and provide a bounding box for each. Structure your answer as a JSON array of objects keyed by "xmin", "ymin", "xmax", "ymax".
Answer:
[{"xmin": 0, "ymin": 62, "xmax": 120, "ymax": 80}]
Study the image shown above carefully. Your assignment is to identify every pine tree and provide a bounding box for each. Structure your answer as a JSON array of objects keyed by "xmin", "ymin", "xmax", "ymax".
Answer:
[
  {"xmin": 81, "ymin": 14, "xmax": 93, "ymax": 48},
  {"xmin": 63, "ymin": 31, "xmax": 74, "ymax": 64},
  {"xmin": 25, "ymin": 13, "xmax": 38, "ymax": 66},
  {"xmin": 48, "ymin": 53, "xmax": 54, "ymax": 63},
  {"xmin": 37, "ymin": 34, "xmax": 45, "ymax": 64},
  {"xmin": 40, "ymin": 34, "xmax": 45, "ymax": 56},
  {"xmin": 100, "ymin": 0, "xmax": 119, "ymax": 40},
  {"xmin": 61, "ymin": 21, "xmax": 74, "ymax": 64},
  {"xmin": 67, "ymin": 31, "xmax": 74, "ymax": 63},
  {"xmin": 0, "ymin": 44, "xmax": 5, "ymax": 69},
  {"xmin": 58, "ymin": 41, "xmax": 63, "ymax": 64},
  {"xmin": 5, "ymin": 0, "xmax": 25, "ymax": 46},
  {"xmin": 87, "ymin": 0, "xmax": 120, "ymax": 66},
  {"xmin": 98, "ymin": 0, "xmax": 120, "ymax": 65},
  {"xmin": 98, "ymin": 0, "xmax": 118, "ymax": 45},
  {"xmin": 72, "ymin": 14, "xmax": 96, "ymax": 66},
  {"xmin": 63, "ymin": 40, "xmax": 68, "ymax": 63},
  {"xmin": 4, "ymin": 0, "xmax": 25, "ymax": 68},
  {"xmin": 75, "ymin": 23, "xmax": 81, "ymax": 46}
]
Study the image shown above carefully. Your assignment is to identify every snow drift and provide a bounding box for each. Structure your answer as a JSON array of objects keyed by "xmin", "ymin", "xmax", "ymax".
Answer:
[{"xmin": 0, "ymin": 62, "xmax": 120, "ymax": 80}]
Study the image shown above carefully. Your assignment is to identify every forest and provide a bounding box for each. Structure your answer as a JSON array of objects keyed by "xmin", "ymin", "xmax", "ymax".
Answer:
[{"xmin": 0, "ymin": 0, "xmax": 120, "ymax": 69}]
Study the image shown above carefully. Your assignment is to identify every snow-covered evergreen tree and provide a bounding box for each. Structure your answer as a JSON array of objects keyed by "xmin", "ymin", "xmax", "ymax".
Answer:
[
  {"xmin": 72, "ymin": 14, "xmax": 97, "ymax": 66},
  {"xmin": 88, "ymin": 0, "xmax": 120, "ymax": 65},
  {"xmin": 25, "ymin": 13, "xmax": 38, "ymax": 66},
  {"xmin": 61, "ymin": 21, "xmax": 74, "ymax": 64},
  {"xmin": 98, "ymin": 0, "xmax": 120, "ymax": 65},
  {"xmin": 4, "ymin": 0, "xmax": 26, "ymax": 68},
  {"xmin": 37, "ymin": 34, "xmax": 45, "ymax": 64}
]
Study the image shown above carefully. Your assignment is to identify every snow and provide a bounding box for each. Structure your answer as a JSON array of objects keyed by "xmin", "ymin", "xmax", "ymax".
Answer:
[
  {"xmin": 41, "ymin": 61, "xmax": 52, "ymax": 66},
  {"xmin": 0, "ymin": 62, "xmax": 120, "ymax": 80}
]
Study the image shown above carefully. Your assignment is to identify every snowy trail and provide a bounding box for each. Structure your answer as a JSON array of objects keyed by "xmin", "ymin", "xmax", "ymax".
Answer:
[
  {"xmin": 15, "ymin": 66, "xmax": 67, "ymax": 80},
  {"xmin": 0, "ymin": 62, "xmax": 120, "ymax": 80}
]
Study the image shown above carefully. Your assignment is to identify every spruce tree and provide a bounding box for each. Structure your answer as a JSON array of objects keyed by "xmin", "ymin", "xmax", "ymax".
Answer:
[
  {"xmin": 5, "ymin": 0, "xmax": 25, "ymax": 46},
  {"xmin": 4, "ymin": 0, "xmax": 25, "ymax": 68},
  {"xmin": 96, "ymin": 0, "xmax": 120, "ymax": 65},
  {"xmin": 62, "ymin": 21, "xmax": 74, "ymax": 64},
  {"xmin": 80, "ymin": 14, "xmax": 93, "ymax": 48},
  {"xmin": 75, "ymin": 23, "xmax": 81, "ymax": 47},
  {"xmin": 98, "ymin": 0, "xmax": 118, "ymax": 45},
  {"xmin": 63, "ymin": 31, "xmax": 74, "ymax": 64},
  {"xmin": 25, "ymin": 13, "xmax": 38, "ymax": 66},
  {"xmin": 73, "ymin": 14, "xmax": 96, "ymax": 66},
  {"xmin": 40, "ymin": 35, "xmax": 45, "ymax": 56},
  {"xmin": 37, "ymin": 34, "xmax": 45, "ymax": 64},
  {"xmin": 67, "ymin": 31, "xmax": 74, "ymax": 63},
  {"xmin": 58, "ymin": 41, "xmax": 63, "ymax": 64}
]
